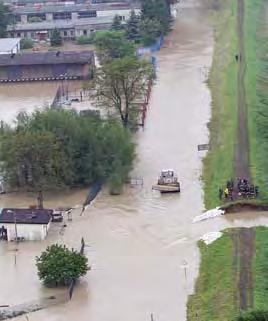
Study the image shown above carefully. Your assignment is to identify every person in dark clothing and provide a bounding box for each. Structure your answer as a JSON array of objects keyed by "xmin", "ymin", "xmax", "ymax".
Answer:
[{"xmin": 218, "ymin": 187, "xmax": 223, "ymax": 200}]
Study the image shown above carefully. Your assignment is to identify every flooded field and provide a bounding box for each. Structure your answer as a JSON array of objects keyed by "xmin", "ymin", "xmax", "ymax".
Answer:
[{"xmin": 1, "ymin": 1, "xmax": 268, "ymax": 321}]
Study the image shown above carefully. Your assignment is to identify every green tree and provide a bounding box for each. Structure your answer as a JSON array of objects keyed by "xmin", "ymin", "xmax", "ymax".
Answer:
[
  {"xmin": 0, "ymin": 109, "xmax": 135, "ymax": 193},
  {"xmin": 94, "ymin": 30, "xmax": 135, "ymax": 63},
  {"xmin": 50, "ymin": 28, "xmax": 62, "ymax": 46},
  {"xmin": 36, "ymin": 244, "xmax": 88, "ymax": 287},
  {"xmin": 125, "ymin": 9, "xmax": 140, "ymax": 41},
  {"xmin": 111, "ymin": 14, "xmax": 123, "ymax": 31},
  {"xmin": 20, "ymin": 37, "xmax": 34, "ymax": 49},
  {"xmin": 139, "ymin": 18, "xmax": 162, "ymax": 45},
  {"xmin": 140, "ymin": 0, "xmax": 171, "ymax": 34},
  {"xmin": 0, "ymin": 2, "xmax": 12, "ymax": 38},
  {"xmin": 92, "ymin": 56, "xmax": 152, "ymax": 127}
]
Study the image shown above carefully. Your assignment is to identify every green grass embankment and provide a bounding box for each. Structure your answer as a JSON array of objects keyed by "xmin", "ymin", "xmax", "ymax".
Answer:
[
  {"xmin": 187, "ymin": 231, "xmax": 236, "ymax": 321},
  {"xmin": 244, "ymin": 0, "xmax": 268, "ymax": 201},
  {"xmin": 187, "ymin": 227, "xmax": 268, "ymax": 321},
  {"xmin": 203, "ymin": 0, "xmax": 238, "ymax": 209},
  {"xmin": 253, "ymin": 227, "xmax": 268, "ymax": 308}
]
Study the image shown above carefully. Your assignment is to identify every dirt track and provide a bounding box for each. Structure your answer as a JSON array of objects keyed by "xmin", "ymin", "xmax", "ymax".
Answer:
[
  {"xmin": 232, "ymin": 228, "xmax": 255, "ymax": 310},
  {"xmin": 235, "ymin": 0, "xmax": 250, "ymax": 180},
  {"xmin": 234, "ymin": 0, "xmax": 254, "ymax": 310}
]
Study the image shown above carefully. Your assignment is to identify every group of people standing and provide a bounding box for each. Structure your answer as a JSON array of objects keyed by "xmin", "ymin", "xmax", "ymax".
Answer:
[{"xmin": 218, "ymin": 178, "xmax": 259, "ymax": 201}]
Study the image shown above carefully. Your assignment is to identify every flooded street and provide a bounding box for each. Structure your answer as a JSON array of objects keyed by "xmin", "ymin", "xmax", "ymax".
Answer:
[{"xmin": 1, "ymin": 1, "xmax": 268, "ymax": 321}]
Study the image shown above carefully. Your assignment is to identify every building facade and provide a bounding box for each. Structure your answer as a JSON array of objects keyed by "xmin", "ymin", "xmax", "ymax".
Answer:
[{"xmin": 7, "ymin": 2, "xmax": 140, "ymax": 40}]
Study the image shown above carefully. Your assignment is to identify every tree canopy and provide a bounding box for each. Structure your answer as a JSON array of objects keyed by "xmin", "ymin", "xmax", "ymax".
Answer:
[
  {"xmin": 36, "ymin": 244, "xmax": 88, "ymax": 287},
  {"xmin": 0, "ymin": 109, "xmax": 135, "ymax": 192},
  {"xmin": 50, "ymin": 28, "xmax": 62, "ymax": 46},
  {"xmin": 140, "ymin": 0, "xmax": 172, "ymax": 35},
  {"xmin": 125, "ymin": 9, "xmax": 140, "ymax": 41},
  {"xmin": 110, "ymin": 14, "xmax": 124, "ymax": 31},
  {"xmin": 0, "ymin": 2, "xmax": 12, "ymax": 38},
  {"xmin": 92, "ymin": 56, "xmax": 152, "ymax": 127},
  {"xmin": 94, "ymin": 30, "xmax": 135, "ymax": 63}
]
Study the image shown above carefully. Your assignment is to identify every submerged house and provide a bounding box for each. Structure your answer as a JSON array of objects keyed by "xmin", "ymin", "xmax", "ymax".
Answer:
[
  {"xmin": 0, "ymin": 208, "xmax": 53, "ymax": 241},
  {"xmin": 0, "ymin": 50, "xmax": 94, "ymax": 82}
]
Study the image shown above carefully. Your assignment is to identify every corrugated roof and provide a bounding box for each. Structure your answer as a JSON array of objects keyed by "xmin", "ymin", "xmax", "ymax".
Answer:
[
  {"xmin": 0, "ymin": 38, "xmax": 21, "ymax": 52},
  {"xmin": 0, "ymin": 50, "xmax": 93, "ymax": 66},
  {"xmin": 0, "ymin": 208, "xmax": 53, "ymax": 224}
]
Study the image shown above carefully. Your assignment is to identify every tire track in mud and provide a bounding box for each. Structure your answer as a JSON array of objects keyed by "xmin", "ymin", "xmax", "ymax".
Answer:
[
  {"xmin": 232, "ymin": 228, "xmax": 255, "ymax": 311},
  {"xmin": 234, "ymin": 0, "xmax": 250, "ymax": 180},
  {"xmin": 234, "ymin": 0, "xmax": 254, "ymax": 309}
]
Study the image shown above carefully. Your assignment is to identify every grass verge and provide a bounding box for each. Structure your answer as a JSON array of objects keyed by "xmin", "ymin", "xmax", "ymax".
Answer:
[
  {"xmin": 187, "ymin": 231, "xmax": 236, "ymax": 321},
  {"xmin": 187, "ymin": 227, "xmax": 268, "ymax": 320},
  {"xmin": 244, "ymin": 0, "xmax": 268, "ymax": 201},
  {"xmin": 203, "ymin": 0, "xmax": 238, "ymax": 209}
]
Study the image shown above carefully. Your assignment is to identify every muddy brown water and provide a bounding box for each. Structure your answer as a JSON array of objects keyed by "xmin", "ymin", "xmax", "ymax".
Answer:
[{"xmin": 0, "ymin": 1, "xmax": 268, "ymax": 321}]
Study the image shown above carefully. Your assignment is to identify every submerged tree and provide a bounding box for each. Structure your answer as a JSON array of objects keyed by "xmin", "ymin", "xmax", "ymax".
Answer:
[
  {"xmin": 0, "ymin": 109, "xmax": 135, "ymax": 192},
  {"xmin": 36, "ymin": 244, "xmax": 88, "ymax": 287},
  {"xmin": 92, "ymin": 56, "xmax": 152, "ymax": 127}
]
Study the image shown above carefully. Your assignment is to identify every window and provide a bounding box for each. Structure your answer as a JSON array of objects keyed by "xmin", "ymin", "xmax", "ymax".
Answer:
[
  {"xmin": 118, "ymin": 15, "xmax": 125, "ymax": 21},
  {"xmin": 17, "ymin": 32, "xmax": 21, "ymax": 37},
  {"xmin": 64, "ymin": 31, "xmax": 68, "ymax": 36},
  {"xmin": 53, "ymin": 12, "xmax": 71, "ymax": 20},
  {"xmin": 83, "ymin": 30, "xmax": 87, "ymax": 35},
  {"xmin": 31, "ymin": 32, "xmax": 35, "ymax": 38},
  {"xmin": 70, "ymin": 30, "xmax": 74, "ymax": 36},
  {"xmin": 27, "ymin": 13, "xmax": 46, "ymax": 22},
  {"xmin": 78, "ymin": 10, "xmax": 97, "ymax": 19}
]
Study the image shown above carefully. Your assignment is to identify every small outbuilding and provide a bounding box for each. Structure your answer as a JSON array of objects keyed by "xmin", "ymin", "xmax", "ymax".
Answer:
[
  {"xmin": 0, "ymin": 208, "xmax": 52, "ymax": 241},
  {"xmin": 0, "ymin": 38, "xmax": 21, "ymax": 55}
]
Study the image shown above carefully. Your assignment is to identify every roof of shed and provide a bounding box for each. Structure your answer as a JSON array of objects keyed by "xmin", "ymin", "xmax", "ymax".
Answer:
[
  {"xmin": 0, "ymin": 38, "xmax": 21, "ymax": 52},
  {"xmin": 0, "ymin": 50, "xmax": 93, "ymax": 66},
  {"xmin": 0, "ymin": 208, "xmax": 53, "ymax": 224}
]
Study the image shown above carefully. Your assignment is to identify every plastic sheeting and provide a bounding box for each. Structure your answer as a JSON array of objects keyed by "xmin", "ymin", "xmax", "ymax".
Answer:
[
  {"xmin": 201, "ymin": 232, "xmax": 223, "ymax": 245},
  {"xmin": 193, "ymin": 207, "xmax": 225, "ymax": 223}
]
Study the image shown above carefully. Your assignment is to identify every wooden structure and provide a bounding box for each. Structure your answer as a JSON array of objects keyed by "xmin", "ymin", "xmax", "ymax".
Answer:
[{"xmin": 0, "ymin": 50, "xmax": 94, "ymax": 82}]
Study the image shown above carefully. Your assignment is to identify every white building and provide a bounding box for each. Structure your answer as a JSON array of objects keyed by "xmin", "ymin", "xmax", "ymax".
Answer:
[
  {"xmin": 0, "ymin": 208, "xmax": 52, "ymax": 241},
  {"xmin": 0, "ymin": 38, "xmax": 21, "ymax": 55}
]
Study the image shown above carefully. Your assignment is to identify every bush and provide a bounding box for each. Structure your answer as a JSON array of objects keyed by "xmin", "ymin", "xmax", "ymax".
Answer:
[
  {"xmin": 36, "ymin": 244, "xmax": 89, "ymax": 287},
  {"xmin": 76, "ymin": 34, "xmax": 95, "ymax": 45},
  {"xmin": 20, "ymin": 38, "xmax": 34, "ymax": 49}
]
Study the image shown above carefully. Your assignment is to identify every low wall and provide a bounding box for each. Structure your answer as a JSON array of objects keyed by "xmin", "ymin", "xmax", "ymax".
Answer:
[{"xmin": 0, "ymin": 63, "xmax": 92, "ymax": 82}]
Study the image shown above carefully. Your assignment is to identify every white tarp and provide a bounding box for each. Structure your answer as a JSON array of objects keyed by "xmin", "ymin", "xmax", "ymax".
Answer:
[
  {"xmin": 201, "ymin": 232, "xmax": 223, "ymax": 245},
  {"xmin": 193, "ymin": 207, "xmax": 225, "ymax": 223}
]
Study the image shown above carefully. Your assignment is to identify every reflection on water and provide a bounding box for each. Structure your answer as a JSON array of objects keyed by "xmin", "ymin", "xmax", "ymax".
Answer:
[{"xmin": 2, "ymin": 1, "xmax": 265, "ymax": 321}]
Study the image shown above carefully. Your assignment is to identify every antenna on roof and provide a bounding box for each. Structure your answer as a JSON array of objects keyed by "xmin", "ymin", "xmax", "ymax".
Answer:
[{"xmin": 56, "ymin": 51, "xmax": 60, "ymax": 57}]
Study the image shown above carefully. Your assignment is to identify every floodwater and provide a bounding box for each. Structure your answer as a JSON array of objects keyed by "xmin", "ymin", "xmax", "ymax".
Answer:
[{"xmin": 1, "ymin": 1, "xmax": 268, "ymax": 321}]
